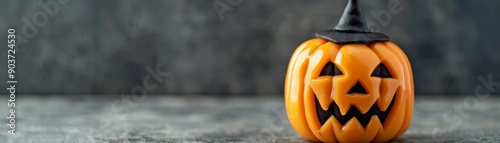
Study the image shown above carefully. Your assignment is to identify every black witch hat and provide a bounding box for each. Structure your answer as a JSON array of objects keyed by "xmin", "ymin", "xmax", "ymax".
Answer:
[{"xmin": 315, "ymin": 0, "xmax": 389, "ymax": 44}]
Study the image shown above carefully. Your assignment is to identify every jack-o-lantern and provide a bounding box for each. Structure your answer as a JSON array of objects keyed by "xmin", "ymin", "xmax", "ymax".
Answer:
[{"xmin": 284, "ymin": 0, "xmax": 414, "ymax": 142}]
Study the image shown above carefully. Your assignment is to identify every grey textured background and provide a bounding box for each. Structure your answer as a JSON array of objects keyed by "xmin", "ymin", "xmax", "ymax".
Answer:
[{"xmin": 1, "ymin": 0, "xmax": 500, "ymax": 95}]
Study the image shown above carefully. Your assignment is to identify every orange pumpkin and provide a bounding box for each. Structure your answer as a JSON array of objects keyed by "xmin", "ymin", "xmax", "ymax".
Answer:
[{"xmin": 284, "ymin": 0, "xmax": 414, "ymax": 142}]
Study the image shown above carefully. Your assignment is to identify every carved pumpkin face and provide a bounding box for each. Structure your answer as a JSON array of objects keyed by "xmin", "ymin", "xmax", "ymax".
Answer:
[
  {"xmin": 285, "ymin": 0, "xmax": 414, "ymax": 142},
  {"xmin": 284, "ymin": 38, "xmax": 414, "ymax": 142}
]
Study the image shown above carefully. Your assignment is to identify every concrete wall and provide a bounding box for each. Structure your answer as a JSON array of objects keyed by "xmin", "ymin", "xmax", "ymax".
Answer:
[{"xmin": 1, "ymin": 0, "xmax": 499, "ymax": 95}]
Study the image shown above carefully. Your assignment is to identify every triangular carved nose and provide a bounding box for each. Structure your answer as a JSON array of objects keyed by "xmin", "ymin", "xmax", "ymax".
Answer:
[{"xmin": 348, "ymin": 81, "xmax": 367, "ymax": 94}]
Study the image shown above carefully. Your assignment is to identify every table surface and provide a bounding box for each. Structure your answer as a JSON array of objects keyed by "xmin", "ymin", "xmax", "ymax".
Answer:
[{"xmin": 1, "ymin": 95, "xmax": 499, "ymax": 143}]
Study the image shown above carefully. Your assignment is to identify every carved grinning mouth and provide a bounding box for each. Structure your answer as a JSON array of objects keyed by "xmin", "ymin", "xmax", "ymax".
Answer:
[{"xmin": 315, "ymin": 94, "xmax": 396, "ymax": 127}]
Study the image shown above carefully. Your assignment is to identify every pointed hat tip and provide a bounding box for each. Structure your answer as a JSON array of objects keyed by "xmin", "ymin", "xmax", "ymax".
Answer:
[
  {"xmin": 334, "ymin": 0, "xmax": 370, "ymax": 32},
  {"xmin": 315, "ymin": 0, "xmax": 390, "ymax": 44}
]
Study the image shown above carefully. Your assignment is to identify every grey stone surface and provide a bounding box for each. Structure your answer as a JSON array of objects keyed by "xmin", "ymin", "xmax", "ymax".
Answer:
[
  {"xmin": 0, "ymin": 95, "xmax": 499, "ymax": 142},
  {"xmin": 1, "ymin": 0, "xmax": 500, "ymax": 95}
]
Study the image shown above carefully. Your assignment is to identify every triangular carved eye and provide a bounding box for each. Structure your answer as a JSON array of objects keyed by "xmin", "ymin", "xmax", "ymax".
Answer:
[
  {"xmin": 371, "ymin": 63, "xmax": 392, "ymax": 78},
  {"xmin": 320, "ymin": 62, "xmax": 343, "ymax": 76}
]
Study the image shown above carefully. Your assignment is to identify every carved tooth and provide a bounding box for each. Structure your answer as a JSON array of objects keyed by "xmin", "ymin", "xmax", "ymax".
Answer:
[
  {"xmin": 317, "ymin": 117, "xmax": 337, "ymax": 142},
  {"xmin": 373, "ymin": 93, "xmax": 406, "ymax": 142},
  {"xmin": 353, "ymin": 96, "xmax": 376, "ymax": 114},
  {"xmin": 377, "ymin": 78, "xmax": 400, "ymax": 111},
  {"xmin": 332, "ymin": 117, "xmax": 381, "ymax": 142},
  {"xmin": 310, "ymin": 76, "xmax": 333, "ymax": 110},
  {"xmin": 334, "ymin": 97, "xmax": 352, "ymax": 116}
]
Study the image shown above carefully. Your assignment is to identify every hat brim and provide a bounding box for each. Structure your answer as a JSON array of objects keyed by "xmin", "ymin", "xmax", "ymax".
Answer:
[{"xmin": 316, "ymin": 29, "xmax": 390, "ymax": 45}]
